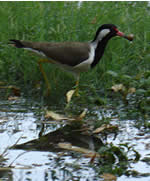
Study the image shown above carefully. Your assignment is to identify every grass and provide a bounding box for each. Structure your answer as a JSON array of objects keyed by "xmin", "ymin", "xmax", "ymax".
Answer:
[{"xmin": 0, "ymin": 1, "xmax": 150, "ymax": 102}]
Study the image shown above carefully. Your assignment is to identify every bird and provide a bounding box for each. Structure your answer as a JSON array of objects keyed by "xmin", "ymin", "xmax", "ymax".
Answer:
[{"xmin": 9, "ymin": 24, "xmax": 133, "ymax": 95}]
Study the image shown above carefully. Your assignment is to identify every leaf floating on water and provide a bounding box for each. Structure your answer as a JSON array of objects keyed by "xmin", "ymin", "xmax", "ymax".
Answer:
[
  {"xmin": 8, "ymin": 96, "xmax": 19, "ymax": 101},
  {"xmin": 58, "ymin": 143, "xmax": 100, "ymax": 158},
  {"xmin": 58, "ymin": 143, "xmax": 72, "ymax": 149},
  {"xmin": 66, "ymin": 89, "xmax": 75, "ymax": 103},
  {"xmin": 45, "ymin": 109, "xmax": 87, "ymax": 122},
  {"xmin": 111, "ymin": 84, "xmax": 125, "ymax": 92},
  {"xmin": 45, "ymin": 111, "xmax": 68, "ymax": 121},
  {"xmin": 45, "ymin": 111, "xmax": 75, "ymax": 121},
  {"xmin": 93, "ymin": 124, "xmax": 118, "ymax": 134},
  {"xmin": 101, "ymin": 173, "xmax": 117, "ymax": 181}
]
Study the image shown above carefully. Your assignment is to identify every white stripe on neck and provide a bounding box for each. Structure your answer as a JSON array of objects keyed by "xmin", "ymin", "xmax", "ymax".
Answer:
[{"xmin": 92, "ymin": 29, "xmax": 110, "ymax": 49}]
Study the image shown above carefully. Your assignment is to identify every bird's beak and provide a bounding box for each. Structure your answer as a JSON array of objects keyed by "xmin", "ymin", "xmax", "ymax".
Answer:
[{"xmin": 116, "ymin": 30, "xmax": 134, "ymax": 41}]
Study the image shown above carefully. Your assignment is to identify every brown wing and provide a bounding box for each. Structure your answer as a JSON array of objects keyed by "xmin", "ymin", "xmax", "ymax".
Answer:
[{"xmin": 21, "ymin": 41, "xmax": 90, "ymax": 66}]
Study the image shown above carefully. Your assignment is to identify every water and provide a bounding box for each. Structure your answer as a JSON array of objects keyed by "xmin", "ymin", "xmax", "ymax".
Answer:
[{"xmin": 0, "ymin": 97, "xmax": 150, "ymax": 181}]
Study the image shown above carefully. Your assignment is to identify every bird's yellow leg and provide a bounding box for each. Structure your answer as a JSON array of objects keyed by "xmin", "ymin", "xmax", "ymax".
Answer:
[{"xmin": 38, "ymin": 59, "xmax": 54, "ymax": 94}]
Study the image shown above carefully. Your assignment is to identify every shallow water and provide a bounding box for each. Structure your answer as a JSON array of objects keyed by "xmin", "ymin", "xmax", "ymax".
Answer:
[{"xmin": 0, "ymin": 97, "xmax": 150, "ymax": 181}]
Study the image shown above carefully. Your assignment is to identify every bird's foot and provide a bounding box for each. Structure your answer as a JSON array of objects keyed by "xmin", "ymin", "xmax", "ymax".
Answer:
[{"xmin": 74, "ymin": 88, "xmax": 80, "ymax": 97}]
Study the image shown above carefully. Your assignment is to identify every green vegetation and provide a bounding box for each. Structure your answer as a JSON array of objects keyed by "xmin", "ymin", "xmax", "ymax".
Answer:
[{"xmin": 0, "ymin": 1, "xmax": 149, "ymax": 105}]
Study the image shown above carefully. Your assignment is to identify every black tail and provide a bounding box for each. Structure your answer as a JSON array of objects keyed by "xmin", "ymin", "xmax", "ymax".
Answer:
[{"xmin": 9, "ymin": 39, "xmax": 25, "ymax": 48}]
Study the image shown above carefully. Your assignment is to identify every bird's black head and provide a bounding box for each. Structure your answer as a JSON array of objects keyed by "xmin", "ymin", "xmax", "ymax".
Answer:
[{"xmin": 92, "ymin": 24, "xmax": 132, "ymax": 42}]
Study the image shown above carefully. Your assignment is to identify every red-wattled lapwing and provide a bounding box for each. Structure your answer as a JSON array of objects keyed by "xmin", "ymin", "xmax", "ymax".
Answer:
[{"xmin": 9, "ymin": 24, "xmax": 133, "ymax": 95}]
